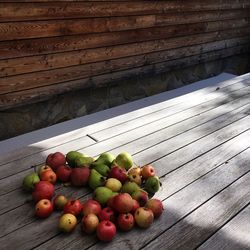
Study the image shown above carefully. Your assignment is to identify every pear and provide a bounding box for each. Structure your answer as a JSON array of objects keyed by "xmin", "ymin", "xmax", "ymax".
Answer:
[
  {"xmin": 22, "ymin": 173, "xmax": 40, "ymax": 191},
  {"xmin": 88, "ymin": 169, "xmax": 106, "ymax": 190},
  {"xmin": 75, "ymin": 156, "xmax": 94, "ymax": 167},
  {"xmin": 115, "ymin": 152, "xmax": 133, "ymax": 170},
  {"xmin": 96, "ymin": 152, "xmax": 115, "ymax": 167},
  {"xmin": 93, "ymin": 187, "xmax": 113, "ymax": 206},
  {"xmin": 121, "ymin": 181, "xmax": 140, "ymax": 195},
  {"xmin": 66, "ymin": 151, "xmax": 84, "ymax": 167},
  {"xmin": 105, "ymin": 178, "xmax": 122, "ymax": 192},
  {"xmin": 144, "ymin": 176, "xmax": 160, "ymax": 194},
  {"xmin": 92, "ymin": 163, "xmax": 110, "ymax": 177}
]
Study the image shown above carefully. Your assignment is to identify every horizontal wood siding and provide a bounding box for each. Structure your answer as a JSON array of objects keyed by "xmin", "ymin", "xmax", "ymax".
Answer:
[{"xmin": 0, "ymin": 0, "xmax": 250, "ymax": 109}]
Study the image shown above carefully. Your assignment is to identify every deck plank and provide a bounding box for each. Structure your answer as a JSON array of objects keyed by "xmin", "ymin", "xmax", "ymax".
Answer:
[
  {"xmin": 142, "ymin": 175, "xmax": 250, "ymax": 250},
  {"xmin": 198, "ymin": 205, "xmax": 250, "ymax": 250},
  {"xmin": 0, "ymin": 73, "xmax": 240, "ymax": 163}
]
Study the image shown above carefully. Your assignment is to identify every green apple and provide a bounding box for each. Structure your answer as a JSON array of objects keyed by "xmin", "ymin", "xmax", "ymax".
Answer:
[{"xmin": 22, "ymin": 173, "xmax": 40, "ymax": 191}]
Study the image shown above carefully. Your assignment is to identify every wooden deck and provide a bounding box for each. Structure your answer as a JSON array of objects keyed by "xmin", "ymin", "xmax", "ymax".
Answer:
[{"xmin": 0, "ymin": 73, "xmax": 250, "ymax": 250}]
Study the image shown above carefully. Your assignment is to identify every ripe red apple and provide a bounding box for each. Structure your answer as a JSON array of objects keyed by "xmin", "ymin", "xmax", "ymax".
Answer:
[
  {"xmin": 56, "ymin": 165, "xmax": 72, "ymax": 182},
  {"xmin": 107, "ymin": 195, "xmax": 117, "ymax": 211},
  {"xmin": 59, "ymin": 213, "xmax": 77, "ymax": 233},
  {"xmin": 70, "ymin": 167, "xmax": 90, "ymax": 186},
  {"xmin": 54, "ymin": 195, "xmax": 68, "ymax": 210},
  {"xmin": 81, "ymin": 213, "xmax": 99, "ymax": 234},
  {"xmin": 108, "ymin": 166, "xmax": 128, "ymax": 184},
  {"xmin": 63, "ymin": 199, "xmax": 82, "ymax": 216},
  {"xmin": 46, "ymin": 152, "xmax": 66, "ymax": 171},
  {"xmin": 35, "ymin": 199, "xmax": 53, "ymax": 218},
  {"xmin": 141, "ymin": 165, "xmax": 155, "ymax": 179},
  {"xmin": 98, "ymin": 207, "xmax": 115, "ymax": 222},
  {"xmin": 82, "ymin": 199, "xmax": 102, "ymax": 216},
  {"xmin": 131, "ymin": 189, "xmax": 149, "ymax": 206},
  {"xmin": 113, "ymin": 193, "xmax": 133, "ymax": 213},
  {"xmin": 40, "ymin": 170, "xmax": 57, "ymax": 184},
  {"xmin": 96, "ymin": 220, "xmax": 116, "ymax": 242},
  {"xmin": 145, "ymin": 199, "xmax": 164, "ymax": 218},
  {"xmin": 131, "ymin": 199, "xmax": 140, "ymax": 214},
  {"xmin": 134, "ymin": 207, "xmax": 154, "ymax": 228},
  {"xmin": 117, "ymin": 213, "xmax": 134, "ymax": 231},
  {"xmin": 32, "ymin": 181, "xmax": 55, "ymax": 202}
]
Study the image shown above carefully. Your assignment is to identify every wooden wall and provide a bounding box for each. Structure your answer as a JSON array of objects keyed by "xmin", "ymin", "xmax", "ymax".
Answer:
[{"xmin": 0, "ymin": 0, "xmax": 250, "ymax": 110}]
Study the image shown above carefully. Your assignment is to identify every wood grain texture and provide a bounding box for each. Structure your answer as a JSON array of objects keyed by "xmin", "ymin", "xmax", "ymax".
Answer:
[
  {"xmin": 1, "ymin": 1, "xmax": 249, "ymax": 110},
  {"xmin": 1, "ymin": 1, "xmax": 250, "ymax": 22},
  {"xmin": 1, "ymin": 10, "xmax": 249, "ymax": 41},
  {"xmin": 198, "ymin": 205, "xmax": 250, "ymax": 250}
]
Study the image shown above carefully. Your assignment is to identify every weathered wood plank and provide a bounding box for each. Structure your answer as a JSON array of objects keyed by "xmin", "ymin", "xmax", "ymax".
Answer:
[
  {"xmin": 1, "ymin": 82, "xmax": 249, "ymax": 180},
  {"xmin": 1, "ymin": 96, "xmax": 249, "ymax": 214},
  {"xmin": 1, "ymin": 44, "xmax": 249, "ymax": 109},
  {"xmin": 1, "ymin": 1, "xmax": 249, "ymax": 22},
  {"xmin": 2, "ymin": 124, "xmax": 250, "ymax": 239},
  {"xmin": 46, "ymin": 148, "xmax": 250, "ymax": 250},
  {"xmin": 1, "ymin": 39, "xmax": 249, "ymax": 95},
  {"xmin": 142, "ymin": 175, "xmax": 250, "ymax": 250},
  {"xmin": 1, "ymin": 34, "xmax": 249, "ymax": 78},
  {"xmin": 1, "ymin": 20, "xmax": 249, "ymax": 60},
  {"xmin": 198, "ymin": 205, "xmax": 250, "ymax": 250},
  {"xmin": 0, "ymin": 73, "xmax": 239, "ymax": 165},
  {"xmin": 1, "ymin": 10, "xmax": 249, "ymax": 41}
]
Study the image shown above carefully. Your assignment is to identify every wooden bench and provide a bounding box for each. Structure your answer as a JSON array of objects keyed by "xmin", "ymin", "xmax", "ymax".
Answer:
[{"xmin": 0, "ymin": 72, "xmax": 249, "ymax": 249}]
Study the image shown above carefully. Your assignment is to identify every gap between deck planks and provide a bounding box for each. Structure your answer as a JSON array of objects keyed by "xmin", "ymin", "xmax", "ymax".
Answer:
[
  {"xmin": 1, "ymin": 84, "xmax": 250, "ymax": 198},
  {"xmin": 0, "ymin": 72, "xmax": 239, "ymax": 163},
  {"xmin": 198, "ymin": 205, "xmax": 250, "ymax": 250},
  {"xmin": 39, "ymin": 145, "xmax": 250, "ymax": 250},
  {"xmin": 0, "ymin": 115, "xmax": 249, "ymax": 246},
  {"xmin": 0, "ymin": 90, "xmax": 250, "ymax": 217},
  {"xmin": 1, "ymin": 76, "xmax": 249, "ymax": 181}
]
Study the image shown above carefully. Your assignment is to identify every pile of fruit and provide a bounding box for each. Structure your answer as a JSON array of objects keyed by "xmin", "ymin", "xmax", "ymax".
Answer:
[{"xmin": 23, "ymin": 151, "xmax": 163, "ymax": 242}]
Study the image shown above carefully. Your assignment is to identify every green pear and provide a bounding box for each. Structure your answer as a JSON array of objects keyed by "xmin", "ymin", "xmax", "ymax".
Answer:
[
  {"xmin": 144, "ymin": 176, "xmax": 160, "ymax": 194},
  {"xmin": 115, "ymin": 152, "xmax": 133, "ymax": 170},
  {"xmin": 22, "ymin": 173, "xmax": 40, "ymax": 191},
  {"xmin": 92, "ymin": 163, "xmax": 110, "ymax": 177},
  {"xmin": 96, "ymin": 152, "xmax": 115, "ymax": 167},
  {"xmin": 75, "ymin": 156, "xmax": 94, "ymax": 167},
  {"xmin": 66, "ymin": 151, "xmax": 84, "ymax": 167},
  {"xmin": 93, "ymin": 187, "xmax": 113, "ymax": 206},
  {"xmin": 88, "ymin": 169, "xmax": 106, "ymax": 190},
  {"xmin": 121, "ymin": 181, "xmax": 140, "ymax": 195},
  {"xmin": 105, "ymin": 178, "xmax": 122, "ymax": 192}
]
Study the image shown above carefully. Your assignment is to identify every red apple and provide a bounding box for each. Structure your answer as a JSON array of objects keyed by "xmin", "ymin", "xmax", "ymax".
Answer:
[
  {"xmin": 63, "ymin": 199, "xmax": 82, "ymax": 216},
  {"xmin": 131, "ymin": 189, "xmax": 149, "ymax": 206},
  {"xmin": 134, "ymin": 207, "xmax": 154, "ymax": 228},
  {"xmin": 131, "ymin": 199, "xmax": 140, "ymax": 214},
  {"xmin": 35, "ymin": 199, "xmax": 53, "ymax": 218},
  {"xmin": 56, "ymin": 165, "xmax": 72, "ymax": 182},
  {"xmin": 98, "ymin": 207, "xmax": 115, "ymax": 222},
  {"xmin": 117, "ymin": 213, "xmax": 134, "ymax": 231},
  {"xmin": 82, "ymin": 199, "xmax": 102, "ymax": 216},
  {"xmin": 141, "ymin": 165, "xmax": 155, "ymax": 179},
  {"xmin": 108, "ymin": 166, "xmax": 128, "ymax": 184},
  {"xmin": 70, "ymin": 167, "xmax": 90, "ymax": 186},
  {"xmin": 81, "ymin": 214, "xmax": 99, "ymax": 234},
  {"xmin": 145, "ymin": 199, "xmax": 164, "ymax": 218},
  {"xmin": 32, "ymin": 181, "xmax": 54, "ymax": 202},
  {"xmin": 53, "ymin": 195, "xmax": 68, "ymax": 210},
  {"xmin": 96, "ymin": 220, "xmax": 116, "ymax": 242},
  {"xmin": 107, "ymin": 195, "xmax": 117, "ymax": 211},
  {"xmin": 113, "ymin": 193, "xmax": 133, "ymax": 213},
  {"xmin": 40, "ymin": 170, "xmax": 57, "ymax": 184},
  {"xmin": 46, "ymin": 152, "xmax": 66, "ymax": 171}
]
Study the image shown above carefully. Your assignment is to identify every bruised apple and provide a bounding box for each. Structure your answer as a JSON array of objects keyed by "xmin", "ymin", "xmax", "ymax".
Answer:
[
  {"xmin": 54, "ymin": 195, "xmax": 68, "ymax": 210},
  {"xmin": 63, "ymin": 200, "xmax": 82, "ymax": 216},
  {"xmin": 59, "ymin": 213, "xmax": 77, "ymax": 233}
]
